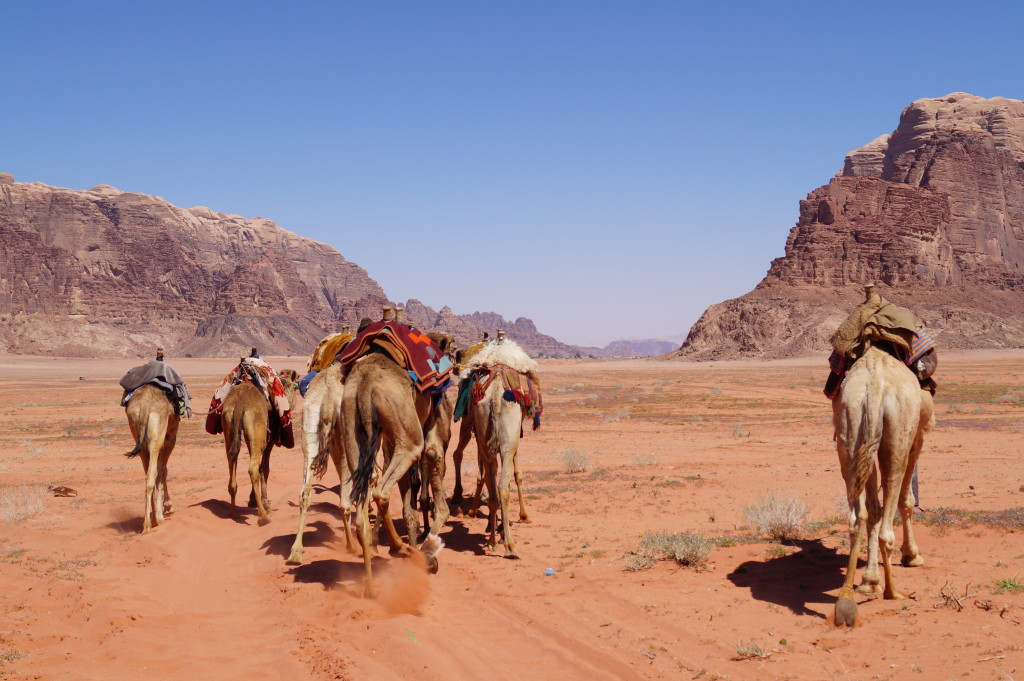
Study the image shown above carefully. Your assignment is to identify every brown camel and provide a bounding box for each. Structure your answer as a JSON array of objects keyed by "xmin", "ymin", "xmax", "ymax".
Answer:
[
  {"xmin": 286, "ymin": 363, "xmax": 354, "ymax": 565},
  {"xmin": 342, "ymin": 352, "xmax": 445, "ymax": 598},
  {"xmin": 277, "ymin": 368, "xmax": 302, "ymax": 406},
  {"xmin": 124, "ymin": 385, "xmax": 180, "ymax": 533},
  {"xmin": 832, "ymin": 345, "xmax": 932, "ymax": 626},
  {"xmin": 466, "ymin": 337, "xmax": 539, "ymax": 559},
  {"xmin": 406, "ymin": 393, "xmax": 454, "ymax": 550},
  {"xmin": 222, "ymin": 382, "xmax": 274, "ymax": 525}
]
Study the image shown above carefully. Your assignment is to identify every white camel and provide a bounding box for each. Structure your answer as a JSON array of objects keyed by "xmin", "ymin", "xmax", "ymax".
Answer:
[
  {"xmin": 286, "ymin": 363, "xmax": 354, "ymax": 565},
  {"xmin": 464, "ymin": 336, "xmax": 540, "ymax": 558}
]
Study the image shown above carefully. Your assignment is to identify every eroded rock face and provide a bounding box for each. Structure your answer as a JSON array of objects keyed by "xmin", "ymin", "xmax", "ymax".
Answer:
[
  {"xmin": 677, "ymin": 93, "xmax": 1024, "ymax": 360},
  {"xmin": 0, "ymin": 178, "xmax": 573, "ymax": 357}
]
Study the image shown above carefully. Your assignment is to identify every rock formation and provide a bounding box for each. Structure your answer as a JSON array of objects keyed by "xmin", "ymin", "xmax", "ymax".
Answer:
[
  {"xmin": 675, "ymin": 93, "xmax": 1024, "ymax": 360},
  {"xmin": 0, "ymin": 177, "xmax": 575, "ymax": 357}
]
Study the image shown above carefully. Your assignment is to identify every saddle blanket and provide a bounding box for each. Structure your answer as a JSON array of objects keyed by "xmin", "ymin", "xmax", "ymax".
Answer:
[
  {"xmin": 119, "ymin": 360, "xmax": 193, "ymax": 417},
  {"xmin": 307, "ymin": 331, "xmax": 356, "ymax": 372},
  {"xmin": 468, "ymin": 363, "xmax": 543, "ymax": 430},
  {"xmin": 336, "ymin": 321, "xmax": 454, "ymax": 393},
  {"xmin": 204, "ymin": 357, "xmax": 294, "ymax": 448}
]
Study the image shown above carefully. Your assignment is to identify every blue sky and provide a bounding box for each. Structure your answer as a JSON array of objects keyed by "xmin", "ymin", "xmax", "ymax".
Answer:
[{"xmin": 4, "ymin": 1, "xmax": 1022, "ymax": 346}]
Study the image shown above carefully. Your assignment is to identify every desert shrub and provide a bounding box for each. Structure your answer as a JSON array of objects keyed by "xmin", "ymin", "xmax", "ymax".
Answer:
[
  {"xmin": 556, "ymin": 448, "xmax": 590, "ymax": 474},
  {"xmin": 731, "ymin": 425, "xmax": 748, "ymax": 438},
  {"xmin": 0, "ymin": 484, "xmax": 48, "ymax": 524},
  {"xmin": 626, "ymin": 531, "xmax": 714, "ymax": 571},
  {"xmin": 993, "ymin": 576, "xmax": 1024, "ymax": 594},
  {"xmin": 733, "ymin": 641, "xmax": 767, "ymax": 659},
  {"xmin": 624, "ymin": 554, "xmax": 655, "ymax": 571},
  {"xmin": 744, "ymin": 493, "xmax": 809, "ymax": 540},
  {"xmin": 630, "ymin": 453, "xmax": 658, "ymax": 466}
]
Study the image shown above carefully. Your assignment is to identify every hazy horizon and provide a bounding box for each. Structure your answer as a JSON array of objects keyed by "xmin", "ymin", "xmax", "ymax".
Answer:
[{"xmin": 4, "ymin": 2, "xmax": 1022, "ymax": 346}]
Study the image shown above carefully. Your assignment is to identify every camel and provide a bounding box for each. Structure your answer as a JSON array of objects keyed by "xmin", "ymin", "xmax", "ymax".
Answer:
[
  {"xmin": 465, "ymin": 335, "xmax": 540, "ymax": 559},
  {"xmin": 408, "ymin": 393, "xmax": 454, "ymax": 547},
  {"xmin": 342, "ymin": 351, "xmax": 447, "ymax": 598},
  {"xmin": 286, "ymin": 363, "xmax": 354, "ymax": 565},
  {"xmin": 124, "ymin": 385, "xmax": 180, "ymax": 533},
  {"xmin": 277, "ymin": 368, "xmax": 302, "ymax": 406},
  {"xmin": 222, "ymin": 382, "xmax": 274, "ymax": 525},
  {"xmin": 832, "ymin": 344, "xmax": 933, "ymax": 626}
]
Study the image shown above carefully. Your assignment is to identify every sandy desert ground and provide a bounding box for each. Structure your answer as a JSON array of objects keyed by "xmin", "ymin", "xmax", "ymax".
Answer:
[{"xmin": 1, "ymin": 352, "xmax": 1024, "ymax": 681}]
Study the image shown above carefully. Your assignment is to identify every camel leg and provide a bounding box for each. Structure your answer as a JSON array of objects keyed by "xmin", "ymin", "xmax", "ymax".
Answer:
[
  {"xmin": 143, "ymin": 446, "xmax": 159, "ymax": 534},
  {"xmin": 512, "ymin": 447, "xmax": 530, "ymax": 524},
  {"xmin": 857, "ymin": 467, "xmax": 883, "ymax": 594},
  {"xmin": 243, "ymin": 421, "xmax": 271, "ymax": 526},
  {"xmin": 879, "ymin": 448, "xmax": 910, "ymax": 601},
  {"xmin": 159, "ymin": 425, "xmax": 176, "ymax": 517},
  {"xmin": 426, "ymin": 445, "xmax": 450, "ymax": 537},
  {"xmin": 451, "ymin": 416, "xmax": 473, "ymax": 505},
  {"xmin": 286, "ymin": 452, "xmax": 317, "ymax": 564},
  {"xmin": 836, "ymin": 493, "xmax": 867, "ymax": 626},
  {"xmin": 376, "ymin": 441, "xmax": 409, "ymax": 555},
  {"xmin": 355, "ymin": 495, "xmax": 376, "ymax": 598},
  {"xmin": 418, "ymin": 458, "xmax": 432, "ymax": 539},
  {"xmin": 333, "ymin": 442, "xmax": 356, "ymax": 553},
  {"xmin": 496, "ymin": 418, "xmax": 521, "ymax": 559},
  {"xmin": 900, "ymin": 397, "xmax": 931, "ymax": 567},
  {"xmin": 260, "ymin": 444, "xmax": 272, "ymax": 512},
  {"xmin": 395, "ymin": 473, "xmax": 419, "ymax": 555},
  {"xmin": 467, "ymin": 444, "xmax": 487, "ymax": 519},
  {"xmin": 225, "ymin": 428, "xmax": 239, "ymax": 518}
]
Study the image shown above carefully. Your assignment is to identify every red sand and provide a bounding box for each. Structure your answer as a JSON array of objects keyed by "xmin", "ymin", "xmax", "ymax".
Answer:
[{"xmin": 2, "ymin": 352, "xmax": 1023, "ymax": 680}]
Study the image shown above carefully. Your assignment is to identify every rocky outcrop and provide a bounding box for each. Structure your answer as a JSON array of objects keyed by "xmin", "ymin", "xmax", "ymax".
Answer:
[
  {"xmin": 401, "ymin": 299, "xmax": 579, "ymax": 357},
  {"xmin": 676, "ymin": 93, "xmax": 1024, "ymax": 360},
  {"xmin": 603, "ymin": 339, "xmax": 677, "ymax": 357},
  {"xmin": 0, "ymin": 178, "xmax": 577, "ymax": 357}
]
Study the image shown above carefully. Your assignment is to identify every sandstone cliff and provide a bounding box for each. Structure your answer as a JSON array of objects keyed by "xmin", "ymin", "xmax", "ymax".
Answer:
[
  {"xmin": 0, "ymin": 175, "xmax": 574, "ymax": 357},
  {"xmin": 675, "ymin": 93, "xmax": 1024, "ymax": 360}
]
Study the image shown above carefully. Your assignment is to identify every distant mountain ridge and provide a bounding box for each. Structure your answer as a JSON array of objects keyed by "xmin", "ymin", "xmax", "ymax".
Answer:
[
  {"xmin": 0, "ymin": 174, "xmax": 578, "ymax": 357},
  {"xmin": 674, "ymin": 93, "xmax": 1024, "ymax": 360}
]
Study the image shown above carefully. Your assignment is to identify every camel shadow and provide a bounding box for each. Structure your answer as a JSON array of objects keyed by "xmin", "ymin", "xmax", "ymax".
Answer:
[
  {"xmin": 726, "ymin": 539, "xmax": 848, "ymax": 618},
  {"xmin": 261, "ymin": 520, "xmax": 338, "ymax": 558},
  {"xmin": 105, "ymin": 517, "xmax": 143, "ymax": 534},
  {"xmin": 192, "ymin": 498, "xmax": 258, "ymax": 525},
  {"xmin": 286, "ymin": 556, "xmax": 387, "ymax": 592},
  {"xmin": 437, "ymin": 518, "xmax": 488, "ymax": 556}
]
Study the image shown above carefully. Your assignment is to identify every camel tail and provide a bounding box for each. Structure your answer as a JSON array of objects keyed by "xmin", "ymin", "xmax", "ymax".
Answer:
[
  {"xmin": 124, "ymin": 417, "xmax": 149, "ymax": 458},
  {"xmin": 227, "ymin": 413, "xmax": 244, "ymax": 464},
  {"xmin": 849, "ymin": 396, "xmax": 883, "ymax": 506},
  {"xmin": 349, "ymin": 399, "xmax": 380, "ymax": 505}
]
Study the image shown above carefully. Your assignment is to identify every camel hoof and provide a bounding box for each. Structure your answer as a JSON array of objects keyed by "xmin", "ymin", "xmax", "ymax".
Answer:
[
  {"xmin": 504, "ymin": 548, "xmax": 521, "ymax": 560},
  {"xmin": 902, "ymin": 555, "xmax": 925, "ymax": 567},
  {"xmin": 258, "ymin": 516, "xmax": 271, "ymax": 527},
  {"xmin": 389, "ymin": 546, "xmax": 410, "ymax": 557},
  {"xmin": 856, "ymin": 583, "xmax": 883, "ymax": 595},
  {"xmin": 425, "ymin": 555, "xmax": 439, "ymax": 574},
  {"xmin": 285, "ymin": 552, "xmax": 303, "ymax": 566},
  {"xmin": 835, "ymin": 598, "xmax": 857, "ymax": 627},
  {"xmin": 884, "ymin": 590, "xmax": 905, "ymax": 601},
  {"xmin": 519, "ymin": 514, "xmax": 531, "ymax": 524},
  {"xmin": 467, "ymin": 509, "xmax": 478, "ymax": 518}
]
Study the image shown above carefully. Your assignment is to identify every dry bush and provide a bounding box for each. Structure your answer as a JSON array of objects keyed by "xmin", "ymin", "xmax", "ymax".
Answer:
[
  {"xmin": 743, "ymin": 493, "xmax": 809, "ymax": 540},
  {"xmin": 0, "ymin": 484, "xmax": 48, "ymax": 524},
  {"xmin": 556, "ymin": 448, "xmax": 590, "ymax": 474},
  {"xmin": 626, "ymin": 531, "xmax": 714, "ymax": 571}
]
